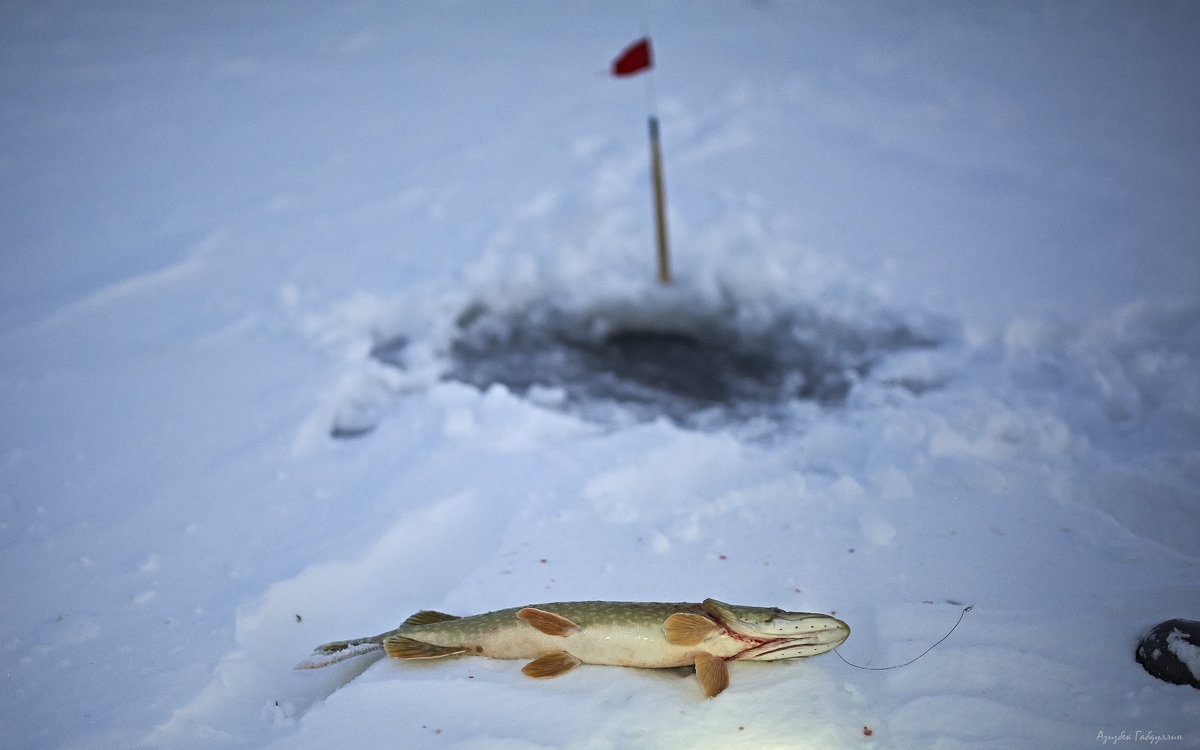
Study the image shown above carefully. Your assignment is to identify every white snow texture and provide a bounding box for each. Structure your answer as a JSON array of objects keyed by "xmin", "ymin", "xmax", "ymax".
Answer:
[{"xmin": 2, "ymin": 3, "xmax": 1199, "ymax": 749}]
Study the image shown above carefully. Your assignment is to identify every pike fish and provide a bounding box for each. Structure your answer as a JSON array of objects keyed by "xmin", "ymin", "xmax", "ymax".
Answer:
[{"xmin": 295, "ymin": 598, "xmax": 850, "ymax": 697}]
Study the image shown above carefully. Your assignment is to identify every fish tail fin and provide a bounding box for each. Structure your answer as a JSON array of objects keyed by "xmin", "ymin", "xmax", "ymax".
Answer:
[{"xmin": 293, "ymin": 640, "xmax": 384, "ymax": 669}]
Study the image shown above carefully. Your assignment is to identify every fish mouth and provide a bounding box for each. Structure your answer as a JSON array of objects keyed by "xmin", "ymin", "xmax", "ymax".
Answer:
[
  {"xmin": 701, "ymin": 599, "xmax": 850, "ymax": 661},
  {"xmin": 731, "ymin": 621, "xmax": 850, "ymax": 661}
]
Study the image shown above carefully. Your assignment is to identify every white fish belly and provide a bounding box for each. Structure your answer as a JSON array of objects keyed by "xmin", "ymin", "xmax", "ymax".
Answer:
[{"xmin": 479, "ymin": 622, "xmax": 742, "ymax": 668}]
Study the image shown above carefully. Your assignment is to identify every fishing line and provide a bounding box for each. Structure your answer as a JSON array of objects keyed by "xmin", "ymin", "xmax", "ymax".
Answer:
[{"xmin": 835, "ymin": 605, "xmax": 973, "ymax": 671}]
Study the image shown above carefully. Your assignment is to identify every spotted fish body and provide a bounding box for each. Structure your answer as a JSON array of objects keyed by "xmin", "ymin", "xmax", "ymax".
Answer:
[{"xmin": 297, "ymin": 599, "xmax": 850, "ymax": 698}]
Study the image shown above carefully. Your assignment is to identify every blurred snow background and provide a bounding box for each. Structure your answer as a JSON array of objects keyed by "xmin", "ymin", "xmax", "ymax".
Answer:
[{"xmin": 2, "ymin": 2, "xmax": 1198, "ymax": 748}]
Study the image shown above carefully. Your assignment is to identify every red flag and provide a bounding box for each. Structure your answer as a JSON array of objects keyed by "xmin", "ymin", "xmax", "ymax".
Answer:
[{"xmin": 612, "ymin": 37, "xmax": 652, "ymax": 77}]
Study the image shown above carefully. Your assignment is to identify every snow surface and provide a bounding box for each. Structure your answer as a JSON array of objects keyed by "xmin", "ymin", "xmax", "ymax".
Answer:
[
  {"xmin": 3, "ymin": 2, "xmax": 1200, "ymax": 748},
  {"xmin": 1168, "ymin": 629, "xmax": 1200, "ymax": 686}
]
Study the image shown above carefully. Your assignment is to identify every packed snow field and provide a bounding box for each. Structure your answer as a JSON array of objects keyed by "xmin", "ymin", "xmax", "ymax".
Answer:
[{"xmin": 3, "ymin": 3, "xmax": 1199, "ymax": 749}]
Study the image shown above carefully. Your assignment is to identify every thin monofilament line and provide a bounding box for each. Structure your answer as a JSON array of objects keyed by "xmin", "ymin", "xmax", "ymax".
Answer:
[{"xmin": 835, "ymin": 605, "xmax": 973, "ymax": 671}]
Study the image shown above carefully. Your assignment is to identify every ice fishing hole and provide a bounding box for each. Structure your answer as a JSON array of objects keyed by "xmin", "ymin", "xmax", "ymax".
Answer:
[{"xmin": 338, "ymin": 293, "xmax": 950, "ymax": 436}]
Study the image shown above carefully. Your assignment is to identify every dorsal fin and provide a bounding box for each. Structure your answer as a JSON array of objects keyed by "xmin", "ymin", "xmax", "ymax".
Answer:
[
  {"xmin": 521, "ymin": 651, "xmax": 582, "ymax": 678},
  {"xmin": 383, "ymin": 635, "xmax": 467, "ymax": 659},
  {"xmin": 664, "ymin": 612, "xmax": 719, "ymax": 646},
  {"xmin": 402, "ymin": 610, "xmax": 461, "ymax": 627},
  {"xmin": 517, "ymin": 607, "xmax": 582, "ymax": 636},
  {"xmin": 694, "ymin": 652, "xmax": 729, "ymax": 698}
]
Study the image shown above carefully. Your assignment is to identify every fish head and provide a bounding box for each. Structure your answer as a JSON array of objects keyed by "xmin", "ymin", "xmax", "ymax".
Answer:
[{"xmin": 702, "ymin": 598, "xmax": 850, "ymax": 661}]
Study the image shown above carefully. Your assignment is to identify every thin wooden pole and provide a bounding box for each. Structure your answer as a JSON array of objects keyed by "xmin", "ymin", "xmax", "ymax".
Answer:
[{"xmin": 648, "ymin": 115, "xmax": 671, "ymax": 285}]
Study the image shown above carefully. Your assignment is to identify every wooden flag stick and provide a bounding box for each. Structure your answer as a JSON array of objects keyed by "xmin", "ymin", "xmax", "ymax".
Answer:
[
  {"xmin": 613, "ymin": 36, "xmax": 671, "ymax": 285},
  {"xmin": 648, "ymin": 116, "xmax": 671, "ymax": 285}
]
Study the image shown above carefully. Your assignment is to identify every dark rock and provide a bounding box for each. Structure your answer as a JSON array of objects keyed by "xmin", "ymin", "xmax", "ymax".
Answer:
[{"xmin": 1136, "ymin": 618, "xmax": 1200, "ymax": 688}]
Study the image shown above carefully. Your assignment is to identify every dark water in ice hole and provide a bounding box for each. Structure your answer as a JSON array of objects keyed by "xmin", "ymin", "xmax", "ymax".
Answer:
[{"xmin": 345, "ymin": 299, "xmax": 944, "ymax": 435}]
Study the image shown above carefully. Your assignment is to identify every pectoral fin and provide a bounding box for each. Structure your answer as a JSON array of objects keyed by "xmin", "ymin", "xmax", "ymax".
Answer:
[
  {"xmin": 517, "ymin": 608, "xmax": 582, "ymax": 637},
  {"xmin": 664, "ymin": 612, "xmax": 720, "ymax": 646},
  {"xmin": 694, "ymin": 652, "xmax": 729, "ymax": 698},
  {"xmin": 522, "ymin": 651, "xmax": 582, "ymax": 678},
  {"xmin": 383, "ymin": 635, "xmax": 467, "ymax": 659}
]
